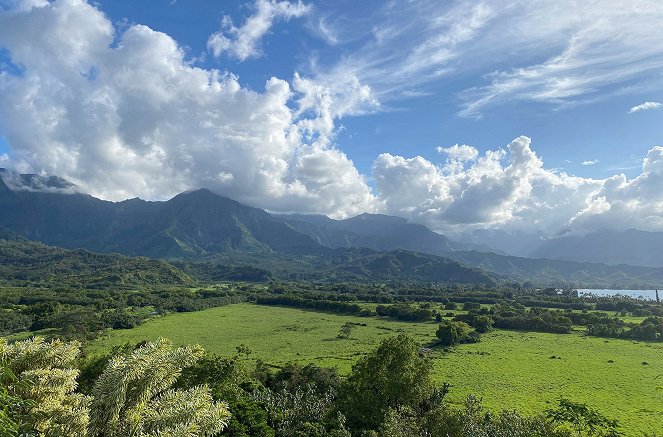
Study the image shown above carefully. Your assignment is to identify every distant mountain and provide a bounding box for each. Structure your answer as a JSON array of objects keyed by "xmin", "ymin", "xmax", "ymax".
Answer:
[
  {"xmin": 0, "ymin": 236, "xmax": 193, "ymax": 287},
  {"xmin": 447, "ymin": 250, "xmax": 663, "ymax": 289},
  {"xmin": 457, "ymin": 228, "xmax": 544, "ymax": 257},
  {"xmin": 529, "ymin": 229, "xmax": 663, "ymax": 268},
  {"xmin": 280, "ymin": 212, "xmax": 493, "ymax": 256}
]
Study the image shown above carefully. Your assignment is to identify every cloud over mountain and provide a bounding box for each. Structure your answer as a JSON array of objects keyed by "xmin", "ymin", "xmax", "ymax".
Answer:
[
  {"xmin": 1, "ymin": 0, "xmax": 663, "ymax": 238},
  {"xmin": 0, "ymin": 0, "xmax": 375, "ymax": 217},
  {"xmin": 373, "ymin": 137, "xmax": 663, "ymax": 236}
]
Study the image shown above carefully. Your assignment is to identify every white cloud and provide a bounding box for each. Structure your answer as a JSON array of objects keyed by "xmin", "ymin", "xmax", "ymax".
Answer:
[
  {"xmin": 301, "ymin": 1, "xmax": 663, "ymax": 117},
  {"xmin": 437, "ymin": 144, "xmax": 479, "ymax": 162},
  {"xmin": 628, "ymin": 101, "xmax": 662, "ymax": 113},
  {"xmin": 581, "ymin": 159, "xmax": 599, "ymax": 166},
  {"xmin": 0, "ymin": 0, "xmax": 374, "ymax": 218},
  {"xmin": 207, "ymin": 0, "xmax": 311, "ymax": 61},
  {"xmin": 372, "ymin": 135, "xmax": 663, "ymax": 235}
]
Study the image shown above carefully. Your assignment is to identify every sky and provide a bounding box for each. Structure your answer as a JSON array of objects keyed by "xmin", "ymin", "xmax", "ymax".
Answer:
[{"xmin": 0, "ymin": 0, "xmax": 662, "ymax": 238}]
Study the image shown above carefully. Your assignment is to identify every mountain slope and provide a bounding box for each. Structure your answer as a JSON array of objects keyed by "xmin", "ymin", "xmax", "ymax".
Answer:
[
  {"xmin": 0, "ymin": 237, "xmax": 193, "ymax": 286},
  {"xmin": 529, "ymin": 229, "xmax": 663, "ymax": 268},
  {"xmin": 0, "ymin": 184, "xmax": 326, "ymax": 259},
  {"xmin": 319, "ymin": 248, "xmax": 497, "ymax": 284},
  {"xmin": 448, "ymin": 250, "xmax": 663, "ymax": 288},
  {"xmin": 280, "ymin": 213, "xmax": 492, "ymax": 256}
]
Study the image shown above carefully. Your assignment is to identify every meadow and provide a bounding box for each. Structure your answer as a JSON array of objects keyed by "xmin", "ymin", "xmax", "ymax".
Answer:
[{"xmin": 90, "ymin": 303, "xmax": 663, "ymax": 435}]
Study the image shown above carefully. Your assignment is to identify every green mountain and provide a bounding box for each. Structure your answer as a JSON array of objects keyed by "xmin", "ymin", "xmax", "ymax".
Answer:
[
  {"xmin": 317, "ymin": 248, "xmax": 497, "ymax": 284},
  {"xmin": 281, "ymin": 213, "xmax": 494, "ymax": 255},
  {"xmin": 0, "ymin": 236, "xmax": 193, "ymax": 287},
  {"xmin": 4, "ymin": 173, "xmax": 663, "ymax": 287},
  {"xmin": 0, "ymin": 183, "xmax": 326, "ymax": 258}
]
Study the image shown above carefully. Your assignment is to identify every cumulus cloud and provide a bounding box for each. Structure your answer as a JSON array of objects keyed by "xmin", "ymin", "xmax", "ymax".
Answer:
[
  {"xmin": 373, "ymin": 135, "xmax": 663, "ymax": 235},
  {"xmin": 0, "ymin": 0, "xmax": 374, "ymax": 217},
  {"xmin": 581, "ymin": 160, "xmax": 599, "ymax": 166},
  {"xmin": 436, "ymin": 144, "xmax": 479, "ymax": 162},
  {"xmin": 628, "ymin": 101, "xmax": 662, "ymax": 113},
  {"xmin": 207, "ymin": 0, "xmax": 311, "ymax": 61}
]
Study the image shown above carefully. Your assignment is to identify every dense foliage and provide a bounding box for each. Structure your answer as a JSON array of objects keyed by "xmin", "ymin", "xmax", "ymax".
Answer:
[
  {"xmin": 2, "ymin": 334, "xmax": 628, "ymax": 436},
  {"xmin": 0, "ymin": 337, "xmax": 230, "ymax": 436}
]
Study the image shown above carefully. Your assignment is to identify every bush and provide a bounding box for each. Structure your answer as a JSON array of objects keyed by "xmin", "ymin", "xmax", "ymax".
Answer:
[{"xmin": 436, "ymin": 320, "xmax": 477, "ymax": 346}]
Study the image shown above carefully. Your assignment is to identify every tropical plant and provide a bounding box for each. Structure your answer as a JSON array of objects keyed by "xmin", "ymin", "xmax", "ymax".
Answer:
[
  {"xmin": 0, "ymin": 336, "xmax": 90, "ymax": 436},
  {"xmin": 88, "ymin": 338, "xmax": 230, "ymax": 436}
]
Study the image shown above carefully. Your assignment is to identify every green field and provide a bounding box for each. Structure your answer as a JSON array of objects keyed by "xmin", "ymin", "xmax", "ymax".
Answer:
[{"xmin": 90, "ymin": 303, "xmax": 663, "ymax": 435}]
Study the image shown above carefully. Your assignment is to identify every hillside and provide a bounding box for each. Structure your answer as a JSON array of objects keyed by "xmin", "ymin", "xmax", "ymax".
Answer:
[
  {"xmin": 319, "ymin": 248, "xmax": 497, "ymax": 284},
  {"xmin": 529, "ymin": 229, "xmax": 663, "ymax": 268},
  {"xmin": 448, "ymin": 250, "xmax": 663, "ymax": 288},
  {"xmin": 0, "ymin": 237, "xmax": 194, "ymax": 287},
  {"xmin": 281, "ymin": 213, "xmax": 493, "ymax": 255},
  {"xmin": 0, "ymin": 177, "xmax": 326, "ymax": 258}
]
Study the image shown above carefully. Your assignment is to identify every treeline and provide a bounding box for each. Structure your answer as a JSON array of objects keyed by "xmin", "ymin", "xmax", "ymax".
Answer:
[
  {"xmin": 450, "ymin": 304, "xmax": 573, "ymax": 335},
  {"xmin": 2, "ymin": 334, "xmax": 620, "ymax": 436},
  {"xmin": 375, "ymin": 303, "xmax": 433, "ymax": 321},
  {"xmin": 0, "ymin": 285, "xmax": 252, "ymax": 338},
  {"xmin": 255, "ymin": 294, "xmax": 371, "ymax": 316},
  {"xmin": 586, "ymin": 316, "xmax": 663, "ymax": 341}
]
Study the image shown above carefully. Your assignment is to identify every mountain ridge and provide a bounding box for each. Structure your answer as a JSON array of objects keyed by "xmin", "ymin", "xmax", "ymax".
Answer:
[
  {"xmin": 2, "ymin": 174, "xmax": 663, "ymax": 287},
  {"xmin": 529, "ymin": 229, "xmax": 663, "ymax": 268}
]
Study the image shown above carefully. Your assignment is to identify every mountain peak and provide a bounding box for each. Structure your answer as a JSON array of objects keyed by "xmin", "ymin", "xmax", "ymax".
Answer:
[{"xmin": 0, "ymin": 169, "xmax": 76, "ymax": 193}]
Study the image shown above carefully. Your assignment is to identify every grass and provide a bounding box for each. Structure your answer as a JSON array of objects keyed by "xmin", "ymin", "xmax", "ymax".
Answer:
[
  {"xmin": 89, "ymin": 303, "xmax": 438, "ymax": 371},
  {"xmin": 90, "ymin": 303, "xmax": 663, "ymax": 435}
]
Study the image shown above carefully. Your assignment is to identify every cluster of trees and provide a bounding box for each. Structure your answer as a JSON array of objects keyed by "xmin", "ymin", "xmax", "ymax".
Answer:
[
  {"xmin": 255, "ymin": 295, "xmax": 372, "ymax": 317},
  {"xmin": 447, "ymin": 304, "xmax": 573, "ymax": 335},
  {"xmin": 436, "ymin": 320, "xmax": 482, "ymax": 346},
  {"xmin": 1, "ymin": 334, "xmax": 622, "ymax": 436},
  {"xmin": 375, "ymin": 303, "xmax": 433, "ymax": 321},
  {"xmin": 0, "ymin": 285, "xmax": 251, "ymax": 338},
  {"xmin": 587, "ymin": 316, "xmax": 663, "ymax": 342}
]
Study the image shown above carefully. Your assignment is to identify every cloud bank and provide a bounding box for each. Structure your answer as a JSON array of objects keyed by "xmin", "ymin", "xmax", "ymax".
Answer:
[
  {"xmin": 373, "ymin": 137, "xmax": 663, "ymax": 235},
  {"xmin": 1, "ymin": 0, "xmax": 663, "ymax": 238}
]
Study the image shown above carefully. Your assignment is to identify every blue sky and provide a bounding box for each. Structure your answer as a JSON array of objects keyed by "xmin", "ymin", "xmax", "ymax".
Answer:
[
  {"xmin": 0, "ymin": 0, "xmax": 662, "ymax": 236},
  {"xmin": 88, "ymin": 0, "xmax": 662, "ymax": 180},
  {"xmin": 87, "ymin": 0, "xmax": 663, "ymax": 180}
]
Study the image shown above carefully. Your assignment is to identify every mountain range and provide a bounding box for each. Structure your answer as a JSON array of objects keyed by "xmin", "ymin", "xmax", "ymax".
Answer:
[
  {"xmin": 2, "ymin": 170, "xmax": 663, "ymax": 287},
  {"xmin": 529, "ymin": 229, "xmax": 663, "ymax": 268}
]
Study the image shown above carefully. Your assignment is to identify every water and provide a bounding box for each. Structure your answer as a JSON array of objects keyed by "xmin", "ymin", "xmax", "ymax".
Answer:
[{"xmin": 577, "ymin": 289, "xmax": 659, "ymax": 301}]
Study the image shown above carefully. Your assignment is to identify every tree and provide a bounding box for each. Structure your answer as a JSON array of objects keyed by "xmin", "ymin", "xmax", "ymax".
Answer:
[
  {"xmin": 546, "ymin": 398, "xmax": 620, "ymax": 437},
  {"xmin": 338, "ymin": 334, "xmax": 433, "ymax": 432},
  {"xmin": 89, "ymin": 338, "xmax": 230, "ymax": 436},
  {"xmin": 0, "ymin": 337, "xmax": 90, "ymax": 436},
  {"xmin": 338, "ymin": 323, "xmax": 354, "ymax": 339},
  {"xmin": 436, "ymin": 320, "xmax": 474, "ymax": 346}
]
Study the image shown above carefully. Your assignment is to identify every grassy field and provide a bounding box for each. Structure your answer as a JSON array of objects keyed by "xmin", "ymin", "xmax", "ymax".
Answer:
[{"xmin": 90, "ymin": 303, "xmax": 663, "ymax": 435}]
